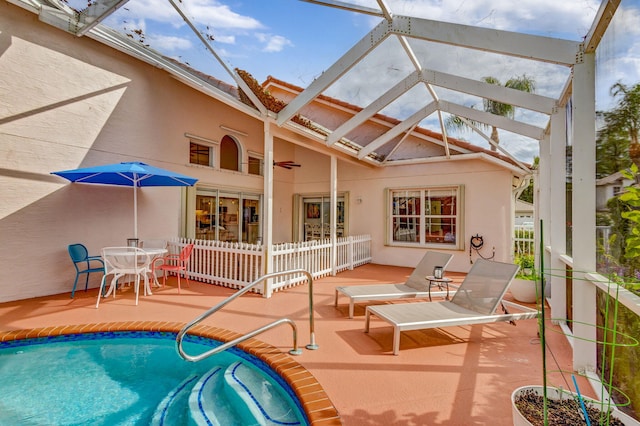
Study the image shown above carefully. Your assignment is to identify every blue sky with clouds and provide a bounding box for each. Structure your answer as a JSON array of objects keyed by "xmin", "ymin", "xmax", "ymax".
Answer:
[{"xmin": 90, "ymin": 0, "xmax": 640, "ymax": 162}]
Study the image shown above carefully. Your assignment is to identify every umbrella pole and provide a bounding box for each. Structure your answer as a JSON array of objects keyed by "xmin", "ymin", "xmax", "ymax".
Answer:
[{"xmin": 133, "ymin": 184, "xmax": 138, "ymax": 239}]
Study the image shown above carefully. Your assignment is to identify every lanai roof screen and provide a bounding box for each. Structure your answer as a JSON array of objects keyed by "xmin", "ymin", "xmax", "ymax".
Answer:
[{"xmin": 37, "ymin": 0, "xmax": 635, "ymax": 164}]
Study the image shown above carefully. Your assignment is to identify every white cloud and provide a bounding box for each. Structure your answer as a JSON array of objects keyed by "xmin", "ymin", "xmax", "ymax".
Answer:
[
  {"xmin": 377, "ymin": 0, "xmax": 599, "ymax": 39},
  {"xmin": 214, "ymin": 35, "xmax": 236, "ymax": 45},
  {"xmin": 259, "ymin": 35, "xmax": 294, "ymax": 53},
  {"xmin": 147, "ymin": 34, "xmax": 193, "ymax": 51},
  {"xmin": 112, "ymin": 0, "xmax": 263, "ymax": 30},
  {"xmin": 180, "ymin": 0, "xmax": 263, "ymax": 29}
]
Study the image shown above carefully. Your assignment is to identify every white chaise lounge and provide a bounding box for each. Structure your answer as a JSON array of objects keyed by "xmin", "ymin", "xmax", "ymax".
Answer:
[
  {"xmin": 364, "ymin": 259, "xmax": 540, "ymax": 354},
  {"xmin": 335, "ymin": 251, "xmax": 454, "ymax": 318}
]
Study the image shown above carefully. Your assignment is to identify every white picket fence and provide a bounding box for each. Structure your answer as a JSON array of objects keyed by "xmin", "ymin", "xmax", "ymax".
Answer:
[
  {"xmin": 169, "ymin": 235, "xmax": 372, "ymax": 296},
  {"xmin": 514, "ymin": 224, "xmax": 535, "ymax": 257}
]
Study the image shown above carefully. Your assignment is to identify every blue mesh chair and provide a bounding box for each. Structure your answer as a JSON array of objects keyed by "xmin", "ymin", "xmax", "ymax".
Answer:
[{"xmin": 68, "ymin": 243, "xmax": 105, "ymax": 298}]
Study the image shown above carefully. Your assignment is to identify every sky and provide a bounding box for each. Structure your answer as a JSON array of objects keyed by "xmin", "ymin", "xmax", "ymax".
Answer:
[{"xmin": 81, "ymin": 0, "xmax": 640, "ymax": 163}]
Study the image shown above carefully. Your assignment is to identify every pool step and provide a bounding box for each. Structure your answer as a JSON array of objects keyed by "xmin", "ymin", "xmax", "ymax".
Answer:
[
  {"xmin": 223, "ymin": 361, "xmax": 302, "ymax": 425},
  {"xmin": 188, "ymin": 366, "xmax": 242, "ymax": 425},
  {"xmin": 150, "ymin": 374, "xmax": 199, "ymax": 426},
  {"xmin": 189, "ymin": 361, "xmax": 303, "ymax": 426},
  {"xmin": 151, "ymin": 361, "xmax": 303, "ymax": 425}
]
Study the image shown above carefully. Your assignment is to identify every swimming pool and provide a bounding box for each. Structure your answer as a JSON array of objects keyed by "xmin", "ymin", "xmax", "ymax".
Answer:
[{"xmin": 0, "ymin": 327, "xmax": 314, "ymax": 425}]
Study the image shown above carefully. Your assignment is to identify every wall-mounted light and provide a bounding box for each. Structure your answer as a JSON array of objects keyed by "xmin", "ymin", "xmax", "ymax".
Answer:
[{"xmin": 356, "ymin": 196, "xmax": 363, "ymax": 204}]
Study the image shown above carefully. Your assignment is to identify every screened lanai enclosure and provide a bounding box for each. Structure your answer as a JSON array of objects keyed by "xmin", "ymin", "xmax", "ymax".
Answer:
[{"xmin": 4, "ymin": 0, "xmax": 640, "ymax": 421}]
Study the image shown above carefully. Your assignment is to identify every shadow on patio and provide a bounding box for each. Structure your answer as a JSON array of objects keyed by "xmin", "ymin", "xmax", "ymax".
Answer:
[{"xmin": 0, "ymin": 263, "xmax": 582, "ymax": 425}]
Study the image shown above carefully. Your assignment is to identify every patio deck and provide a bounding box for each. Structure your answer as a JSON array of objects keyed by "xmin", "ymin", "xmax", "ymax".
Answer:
[{"xmin": 0, "ymin": 263, "xmax": 584, "ymax": 425}]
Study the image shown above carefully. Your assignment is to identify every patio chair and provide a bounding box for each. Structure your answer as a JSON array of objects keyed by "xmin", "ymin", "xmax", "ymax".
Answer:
[
  {"xmin": 67, "ymin": 243, "xmax": 105, "ymax": 298},
  {"xmin": 335, "ymin": 251, "xmax": 454, "ymax": 318},
  {"xmin": 364, "ymin": 259, "xmax": 539, "ymax": 355},
  {"xmin": 97, "ymin": 247, "xmax": 152, "ymax": 307},
  {"xmin": 152, "ymin": 243, "xmax": 194, "ymax": 293}
]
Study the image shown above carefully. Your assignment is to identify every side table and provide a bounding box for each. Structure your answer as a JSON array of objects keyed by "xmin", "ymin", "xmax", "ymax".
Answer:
[{"xmin": 425, "ymin": 275, "xmax": 453, "ymax": 301}]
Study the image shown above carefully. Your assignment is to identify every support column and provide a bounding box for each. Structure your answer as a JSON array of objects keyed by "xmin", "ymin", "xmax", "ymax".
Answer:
[
  {"xmin": 549, "ymin": 106, "xmax": 567, "ymax": 322},
  {"xmin": 262, "ymin": 120, "xmax": 275, "ymax": 297},
  {"xmin": 330, "ymin": 155, "xmax": 337, "ymax": 275},
  {"xmin": 571, "ymin": 52, "xmax": 597, "ymax": 372},
  {"xmin": 537, "ymin": 135, "xmax": 549, "ymax": 269}
]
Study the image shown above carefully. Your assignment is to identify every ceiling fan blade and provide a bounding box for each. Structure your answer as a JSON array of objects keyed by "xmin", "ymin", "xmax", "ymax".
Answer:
[{"xmin": 273, "ymin": 160, "xmax": 301, "ymax": 169}]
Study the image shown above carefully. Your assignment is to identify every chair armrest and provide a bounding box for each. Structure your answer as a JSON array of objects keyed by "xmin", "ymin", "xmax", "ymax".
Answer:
[
  {"xmin": 87, "ymin": 256, "xmax": 105, "ymax": 266},
  {"xmin": 153, "ymin": 254, "xmax": 180, "ymax": 268}
]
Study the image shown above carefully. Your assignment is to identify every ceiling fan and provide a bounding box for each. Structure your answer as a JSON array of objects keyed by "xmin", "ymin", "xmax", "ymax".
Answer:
[{"xmin": 273, "ymin": 160, "xmax": 301, "ymax": 169}]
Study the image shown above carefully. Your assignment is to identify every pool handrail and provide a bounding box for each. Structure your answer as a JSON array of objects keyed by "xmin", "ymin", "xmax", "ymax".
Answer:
[{"xmin": 176, "ymin": 269, "xmax": 317, "ymax": 362}]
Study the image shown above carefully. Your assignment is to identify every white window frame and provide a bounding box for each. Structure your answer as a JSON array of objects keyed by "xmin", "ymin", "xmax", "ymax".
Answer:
[
  {"xmin": 247, "ymin": 151, "xmax": 264, "ymax": 176},
  {"xmin": 386, "ymin": 185, "xmax": 464, "ymax": 249}
]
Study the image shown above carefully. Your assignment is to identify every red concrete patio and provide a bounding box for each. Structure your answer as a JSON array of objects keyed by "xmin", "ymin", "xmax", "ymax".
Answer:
[{"xmin": 0, "ymin": 263, "xmax": 583, "ymax": 425}]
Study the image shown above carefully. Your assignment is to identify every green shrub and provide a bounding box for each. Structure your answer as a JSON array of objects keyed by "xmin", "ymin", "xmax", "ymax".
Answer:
[{"xmin": 515, "ymin": 254, "xmax": 536, "ymax": 280}]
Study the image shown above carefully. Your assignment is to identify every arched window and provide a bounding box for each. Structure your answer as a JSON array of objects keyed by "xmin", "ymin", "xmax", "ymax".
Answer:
[{"xmin": 220, "ymin": 135, "xmax": 240, "ymax": 171}]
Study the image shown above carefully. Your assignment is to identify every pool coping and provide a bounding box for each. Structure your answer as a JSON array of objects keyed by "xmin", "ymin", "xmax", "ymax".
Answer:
[{"xmin": 0, "ymin": 321, "xmax": 342, "ymax": 425}]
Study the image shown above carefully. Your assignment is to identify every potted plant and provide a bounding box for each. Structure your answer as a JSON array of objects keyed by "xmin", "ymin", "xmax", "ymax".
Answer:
[
  {"xmin": 510, "ymin": 254, "xmax": 542, "ymax": 303},
  {"xmin": 511, "ymin": 226, "xmax": 629, "ymax": 425},
  {"xmin": 512, "ymin": 385, "xmax": 625, "ymax": 425}
]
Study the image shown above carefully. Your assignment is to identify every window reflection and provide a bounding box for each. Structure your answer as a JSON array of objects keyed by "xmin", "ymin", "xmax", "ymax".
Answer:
[{"xmin": 196, "ymin": 192, "xmax": 260, "ymax": 243}]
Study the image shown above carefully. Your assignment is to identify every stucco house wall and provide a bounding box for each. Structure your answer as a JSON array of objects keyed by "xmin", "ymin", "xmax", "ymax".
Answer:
[
  {"xmin": 0, "ymin": 3, "xmax": 264, "ymax": 301},
  {"xmin": 289, "ymin": 145, "xmax": 514, "ymax": 272}
]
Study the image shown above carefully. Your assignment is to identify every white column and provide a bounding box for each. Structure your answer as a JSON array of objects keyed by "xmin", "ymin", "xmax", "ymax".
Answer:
[
  {"xmin": 330, "ymin": 155, "xmax": 337, "ymax": 275},
  {"xmin": 262, "ymin": 120, "xmax": 274, "ymax": 297},
  {"xmin": 537, "ymin": 136, "xmax": 548, "ymax": 268},
  {"xmin": 549, "ymin": 106, "xmax": 567, "ymax": 322},
  {"xmin": 571, "ymin": 52, "xmax": 597, "ymax": 372}
]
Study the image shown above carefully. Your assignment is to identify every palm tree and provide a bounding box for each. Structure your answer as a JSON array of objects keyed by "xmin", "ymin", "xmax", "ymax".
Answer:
[
  {"xmin": 598, "ymin": 82, "xmax": 640, "ymax": 166},
  {"xmin": 446, "ymin": 74, "xmax": 536, "ymax": 151}
]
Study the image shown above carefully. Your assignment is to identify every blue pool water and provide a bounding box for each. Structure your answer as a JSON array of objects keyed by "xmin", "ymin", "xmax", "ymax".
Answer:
[{"xmin": 0, "ymin": 331, "xmax": 307, "ymax": 425}]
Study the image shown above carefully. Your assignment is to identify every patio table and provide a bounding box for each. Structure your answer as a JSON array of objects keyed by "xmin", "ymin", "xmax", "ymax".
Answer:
[{"xmin": 103, "ymin": 247, "xmax": 168, "ymax": 296}]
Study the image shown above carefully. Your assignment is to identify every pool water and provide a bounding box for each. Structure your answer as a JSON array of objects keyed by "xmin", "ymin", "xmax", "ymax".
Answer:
[{"xmin": 0, "ymin": 332, "xmax": 307, "ymax": 425}]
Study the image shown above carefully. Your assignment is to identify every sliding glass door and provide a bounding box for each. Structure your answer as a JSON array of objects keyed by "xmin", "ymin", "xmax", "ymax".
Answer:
[
  {"xmin": 300, "ymin": 195, "xmax": 346, "ymax": 241},
  {"xmin": 195, "ymin": 189, "xmax": 261, "ymax": 243}
]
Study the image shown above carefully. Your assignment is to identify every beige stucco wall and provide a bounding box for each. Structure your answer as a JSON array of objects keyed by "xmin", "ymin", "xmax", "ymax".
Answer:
[
  {"xmin": 288, "ymin": 145, "xmax": 514, "ymax": 272},
  {"xmin": 0, "ymin": 3, "xmax": 264, "ymax": 302}
]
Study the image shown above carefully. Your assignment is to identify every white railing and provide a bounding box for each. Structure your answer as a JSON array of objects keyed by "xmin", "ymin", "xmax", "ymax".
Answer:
[{"xmin": 170, "ymin": 235, "xmax": 372, "ymax": 296}]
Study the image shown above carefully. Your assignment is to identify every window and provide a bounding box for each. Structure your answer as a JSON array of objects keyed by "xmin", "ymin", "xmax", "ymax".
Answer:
[
  {"xmin": 190, "ymin": 142, "xmax": 213, "ymax": 166},
  {"xmin": 220, "ymin": 135, "xmax": 240, "ymax": 171},
  {"xmin": 187, "ymin": 133, "xmax": 218, "ymax": 167},
  {"xmin": 195, "ymin": 190, "xmax": 261, "ymax": 244},
  {"xmin": 248, "ymin": 153, "xmax": 263, "ymax": 176},
  {"xmin": 388, "ymin": 186, "xmax": 462, "ymax": 248}
]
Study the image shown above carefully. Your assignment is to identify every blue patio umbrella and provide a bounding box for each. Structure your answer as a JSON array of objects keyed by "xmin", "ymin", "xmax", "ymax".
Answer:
[{"xmin": 51, "ymin": 162, "xmax": 198, "ymax": 238}]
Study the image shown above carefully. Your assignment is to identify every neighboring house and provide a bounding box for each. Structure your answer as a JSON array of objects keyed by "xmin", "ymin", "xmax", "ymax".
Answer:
[
  {"xmin": 0, "ymin": 0, "xmax": 529, "ymax": 302},
  {"xmin": 515, "ymin": 200, "xmax": 534, "ymax": 226},
  {"xmin": 596, "ymin": 171, "xmax": 632, "ymax": 212}
]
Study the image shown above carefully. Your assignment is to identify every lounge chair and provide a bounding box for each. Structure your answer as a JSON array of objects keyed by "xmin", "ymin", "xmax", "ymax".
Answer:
[
  {"xmin": 335, "ymin": 251, "xmax": 454, "ymax": 318},
  {"xmin": 364, "ymin": 258, "xmax": 539, "ymax": 355}
]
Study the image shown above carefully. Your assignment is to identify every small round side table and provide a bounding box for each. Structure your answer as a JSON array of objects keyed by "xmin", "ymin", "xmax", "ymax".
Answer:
[{"xmin": 425, "ymin": 276, "xmax": 453, "ymax": 301}]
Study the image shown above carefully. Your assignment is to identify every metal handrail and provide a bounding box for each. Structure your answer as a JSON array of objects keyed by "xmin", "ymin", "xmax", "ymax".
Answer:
[{"xmin": 176, "ymin": 269, "xmax": 317, "ymax": 362}]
